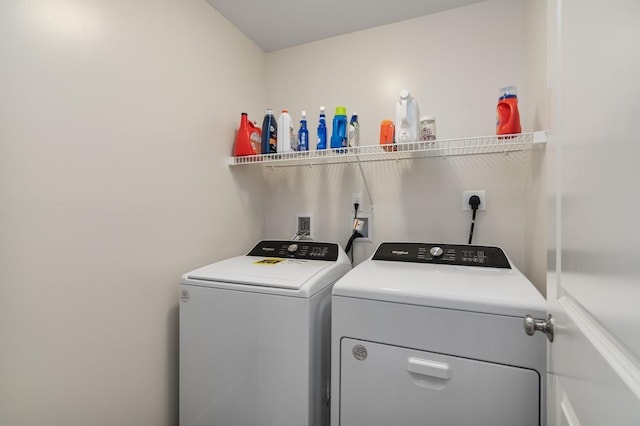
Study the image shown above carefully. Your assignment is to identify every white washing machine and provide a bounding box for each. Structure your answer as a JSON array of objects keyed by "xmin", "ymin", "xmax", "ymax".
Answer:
[
  {"xmin": 180, "ymin": 240, "xmax": 351, "ymax": 426},
  {"xmin": 331, "ymin": 242, "xmax": 547, "ymax": 426}
]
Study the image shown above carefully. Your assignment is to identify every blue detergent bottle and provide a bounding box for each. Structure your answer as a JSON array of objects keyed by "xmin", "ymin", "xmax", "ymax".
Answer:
[
  {"xmin": 330, "ymin": 106, "xmax": 348, "ymax": 150},
  {"xmin": 298, "ymin": 110, "xmax": 309, "ymax": 151},
  {"xmin": 316, "ymin": 106, "xmax": 327, "ymax": 150},
  {"xmin": 261, "ymin": 108, "xmax": 277, "ymax": 154}
]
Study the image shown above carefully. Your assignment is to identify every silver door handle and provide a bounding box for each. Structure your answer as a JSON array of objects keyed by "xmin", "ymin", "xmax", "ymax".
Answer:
[{"xmin": 524, "ymin": 314, "xmax": 554, "ymax": 342}]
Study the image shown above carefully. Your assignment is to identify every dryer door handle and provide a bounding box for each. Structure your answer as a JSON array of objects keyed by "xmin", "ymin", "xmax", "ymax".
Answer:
[{"xmin": 407, "ymin": 357, "xmax": 451, "ymax": 380}]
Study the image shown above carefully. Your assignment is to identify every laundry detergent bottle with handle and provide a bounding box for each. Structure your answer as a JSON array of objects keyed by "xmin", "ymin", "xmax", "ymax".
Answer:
[
  {"xmin": 261, "ymin": 108, "xmax": 277, "ymax": 154},
  {"xmin": 496, "ymin": 86, "xmax": 522, "ymax": 135},
  {"xmin": 316, "ymin": 106, "xmax": 327, "ymax": 150},
  {"xmin": 234, "ymin": 112, "xmax": 255, "ymax": 156},
  {"xmin": 277, "ymin": 109, "xmax": 294, "ymax": 153},
  {"xmin": 395, "ymin": 89, "xmax": 420, "ymax": 143},
  {"xmin": 330, "ymin": 106, "xmax": 348, "ymax": 150}
]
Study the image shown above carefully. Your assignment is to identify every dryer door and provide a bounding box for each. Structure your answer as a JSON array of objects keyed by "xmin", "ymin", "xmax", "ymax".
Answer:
[{"xmin": 339, "ymin": 338, "xmax": 540, "ymax": 426}]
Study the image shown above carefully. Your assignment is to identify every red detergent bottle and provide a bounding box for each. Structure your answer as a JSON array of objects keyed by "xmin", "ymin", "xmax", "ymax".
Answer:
[
  {"xmin": 496, "ymin": 86, "xmax": 521, "ymax": 135},
  {"xmin": 234, "ymin": 112, "xmax": 256, "ymax": 156}
]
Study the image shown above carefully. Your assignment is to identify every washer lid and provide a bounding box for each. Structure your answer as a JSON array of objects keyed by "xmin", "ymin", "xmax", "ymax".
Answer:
[
  {"xmin": 183, "ymin": 241, "xmax": 351, "ymax": 294},
  {"xmin": 333, "ymin": 243, "xmax": 545, "ymax": 317}
]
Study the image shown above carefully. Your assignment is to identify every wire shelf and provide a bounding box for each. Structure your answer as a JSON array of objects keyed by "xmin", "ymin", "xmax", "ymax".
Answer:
[{"xmin": 226, "ymin": 131, "xmax": 547, "ymax": 167}]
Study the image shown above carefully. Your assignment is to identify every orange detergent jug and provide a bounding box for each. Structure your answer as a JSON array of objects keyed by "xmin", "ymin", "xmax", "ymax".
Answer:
[
  {"xmin": 496, "ymin": 86, "xmax": 521, "ymax": 135},
  {"xmin": 234, "ymin": 112, "xmax": 259, "ymax": 156}
]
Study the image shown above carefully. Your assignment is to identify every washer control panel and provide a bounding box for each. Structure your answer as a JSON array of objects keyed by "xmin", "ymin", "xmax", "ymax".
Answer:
[
  {"xmin": 372, "ymin": 242, "xmax": 511, "ymax": 268},
  {"xmin": 247, "ymin": 240, "xmax": 339, "ymax": 261}
]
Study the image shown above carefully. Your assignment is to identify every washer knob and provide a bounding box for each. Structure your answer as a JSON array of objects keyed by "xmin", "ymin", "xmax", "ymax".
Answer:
[
  {"xmin": 287, "ymin": 244, "xmax": 299, "ymax": 253},
  {"xmin": 430, "ymin": 246, "xmax": 444, "ymax": 257}
]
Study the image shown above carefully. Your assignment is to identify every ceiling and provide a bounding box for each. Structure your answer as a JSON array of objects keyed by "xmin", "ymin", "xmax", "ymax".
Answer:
[{"xmin": 206, "ymin": 0, "xmax": 486, "ymax": 52}]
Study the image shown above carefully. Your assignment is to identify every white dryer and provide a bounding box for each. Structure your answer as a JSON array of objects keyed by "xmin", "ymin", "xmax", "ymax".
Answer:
[
  {"xmin": 331, "ymin": 242, "xmax": 547, "ymax": 426},
  {"xmin": 180, "ymin": 240, "xmax": 351, "ymax": 426}
]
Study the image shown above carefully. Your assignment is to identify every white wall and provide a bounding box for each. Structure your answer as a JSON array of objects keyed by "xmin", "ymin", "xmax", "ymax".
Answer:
[
  {"xmin": 0, "ymin": 1, "xmax": 266, "ymax": 425},
  {"xmin": 264, "ymin": 0, "xmax": 546, "ymax": 290}
]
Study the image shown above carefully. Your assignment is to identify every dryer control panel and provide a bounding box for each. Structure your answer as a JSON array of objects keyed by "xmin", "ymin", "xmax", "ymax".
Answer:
[
  {"xmin": 372, "ymin": 243, "xmax": 510, "ymax": 268},
  {"xmin": 247, "ymin": 240, "xmax": 339, "ymax": 261}
]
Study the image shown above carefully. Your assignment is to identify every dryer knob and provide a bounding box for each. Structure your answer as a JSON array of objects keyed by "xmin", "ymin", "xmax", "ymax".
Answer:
[
  {"xmin": 288, "ymin": 243, "xmax": 299, "ymax": 253},
  {"xmin": 430, "ymin": 246, "xmax": 444, "ymax": 257}
]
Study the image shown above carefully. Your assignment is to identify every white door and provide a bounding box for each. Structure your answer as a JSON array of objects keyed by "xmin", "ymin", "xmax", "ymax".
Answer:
[{"xmin": 546, "ymin": 0, "xmax": 640, "ymax": 424}]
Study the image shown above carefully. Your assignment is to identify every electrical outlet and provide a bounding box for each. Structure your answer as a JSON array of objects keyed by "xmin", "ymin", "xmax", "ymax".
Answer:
[
  {"xmin": 463, "ymin": 190, "xmax": 486, "ymax": 211},
  {"xmin": 349, "ymin": 213, "xmax": 372, "ymax": 243},
  {"xmin": 352, "ymin": 192, "xmax": 363, "ymax": 207},
  {"xmin": 296, "ymin": 213, "xmax": 313, "ymax": 238}
]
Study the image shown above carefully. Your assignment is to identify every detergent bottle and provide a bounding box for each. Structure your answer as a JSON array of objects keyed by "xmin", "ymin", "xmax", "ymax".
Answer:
[
  {"xmin": 249, "ymin": 120, "xmax": 262, "ymax": 155},
  {"xmin": 348, "ymin": 113, "xmax": 360, "ymax": 147},
  {"xmin": 496, "ymin": 86, "xmax": 522, "ymax": 135},
  {"xmin": 277, "ymin": 109, "xmax": 294, "ymax": 152},
  {"xmin": 394, "ymin": 89, "xmax": 420, "ymax": 143},
  {"xmin": 316, "ymin": 106, "xmax": 327, "ymax": 150},
  {"xmin": 298, "ymin": 111, "xmax": 309, "ymax": 151},
  {"xmin": 380, "ymin": 119, "xmax": 396, "ymax": 152},
  {"xmin": 330, "ymin": 106, "xmax": 348, "ymax": 150},
  {"xmin": 234, "ymin": 112, "xmax": 255, "ymax": 156},
  {"xmin": 261, "ymin": 108, "xmax": 277, "ymax": 154}
]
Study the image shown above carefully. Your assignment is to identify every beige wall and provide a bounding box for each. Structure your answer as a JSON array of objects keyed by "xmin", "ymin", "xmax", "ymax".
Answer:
[
  {"xmin": 263, "ymin": 0, "xmax": 547, "ymax": 290},
  {"xmin": 0, "ymin": 1, "xmax": 266, "ymax": 425}
]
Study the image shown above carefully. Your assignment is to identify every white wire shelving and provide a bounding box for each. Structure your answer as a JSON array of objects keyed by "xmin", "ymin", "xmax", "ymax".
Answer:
[{"xmin": 226, "ymin": 131, "xmax": 547, "ymax": 167}]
